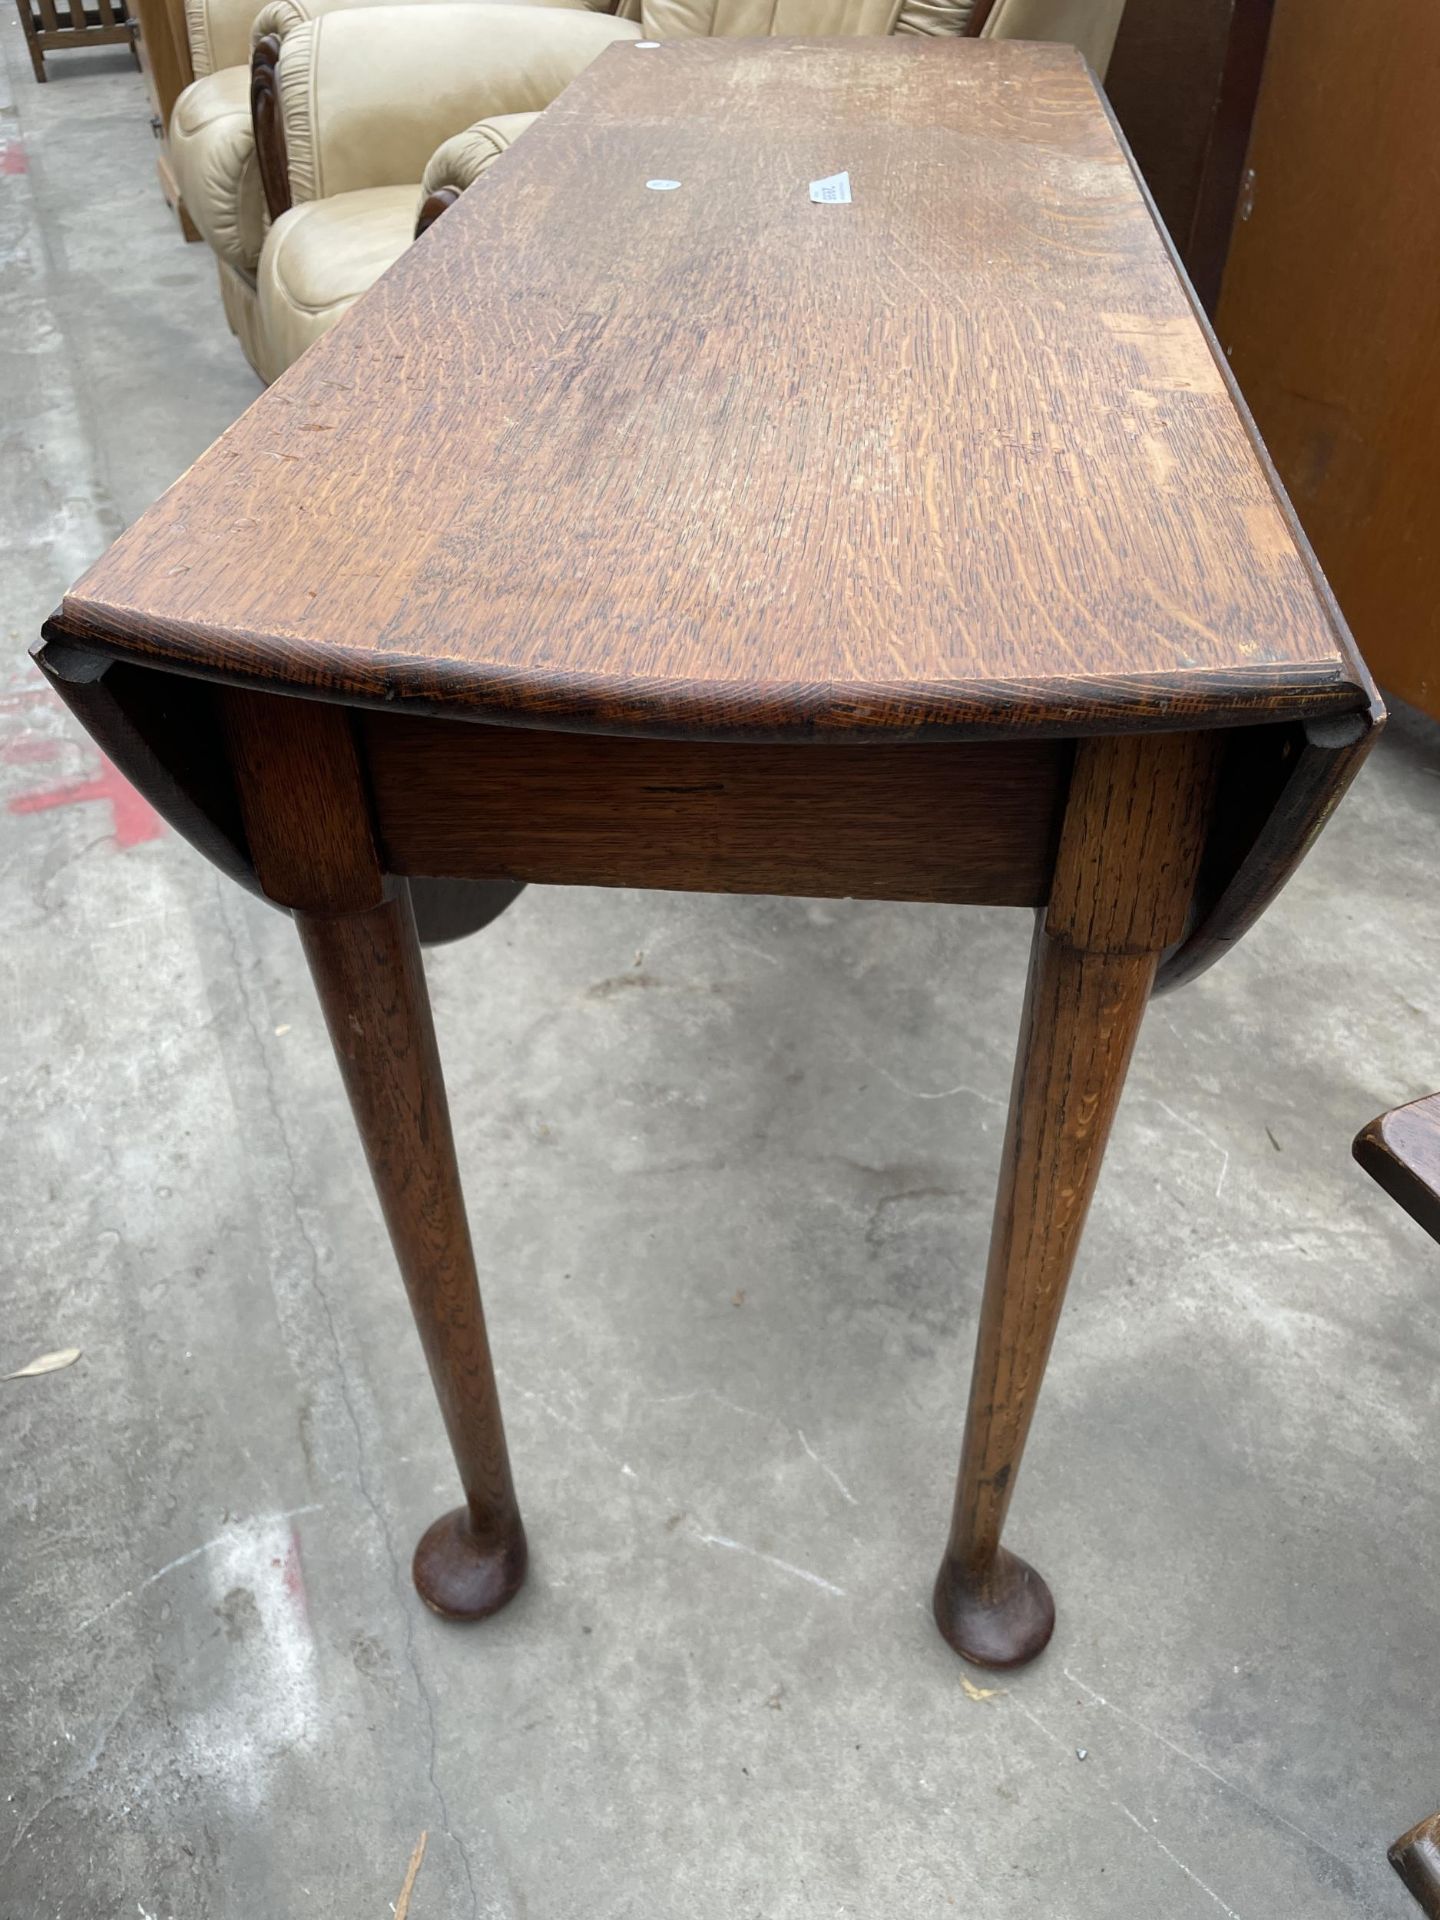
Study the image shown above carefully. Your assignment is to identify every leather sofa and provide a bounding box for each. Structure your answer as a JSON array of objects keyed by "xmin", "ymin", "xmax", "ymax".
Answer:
[
  {"xmin": 242, "ymin": 0, "xmax": 1128, "ymax": 380},
  {"xmin": 168, "ymin": 0, "xmax": 514, "ymax": 379},
  {"xmin": 414, "ymin": 0, "xmax": 1132, "ymax": 229},
  {"xmin": 252, "ymin": 3, "xmax": 639, "ymax": 376},
  {"xmin": 168, "ymin": 0, "xmax": 272, "ymax": 372}
]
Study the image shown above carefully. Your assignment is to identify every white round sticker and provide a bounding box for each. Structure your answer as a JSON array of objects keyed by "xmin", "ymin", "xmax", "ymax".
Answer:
[{"xmin": 646, "ymin": 179, "xmax": 682, "ymax": 191}]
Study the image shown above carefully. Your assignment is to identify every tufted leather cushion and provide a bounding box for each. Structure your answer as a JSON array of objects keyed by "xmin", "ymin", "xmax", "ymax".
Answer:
[
  {"xmin": 247, "ymin": 0, "xmax": 587, "ymax": 48},
  {"xmin": 638, "ymin": 0, "xmax": 980, "ymax": 39},
  {"xmin": 275, "ymin": 4, "xmax": 641, "ymax": 205},
  {"xmin": 419, "ymin": 110, "xmax": 539, "ymax": 204},
  {"xmin": 170, "ymin": 67, "xmax": 268, "ymax": 274},
  {"xmin": 638, "ymin": 0, "xmax": 1121, "ymax": 71},
  {"xmin": 184, "ymin": 0, "xmax": 264, "ymax": 74},
  {"xmin": 257, "ymin": 184, "xmax": 420, "ymax": 374}
]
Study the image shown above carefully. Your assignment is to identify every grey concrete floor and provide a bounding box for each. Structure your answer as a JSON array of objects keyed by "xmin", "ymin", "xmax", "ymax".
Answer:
[{"xmin": 3, "ymin": 27, "xmax": 1440, "ymax": 1920}]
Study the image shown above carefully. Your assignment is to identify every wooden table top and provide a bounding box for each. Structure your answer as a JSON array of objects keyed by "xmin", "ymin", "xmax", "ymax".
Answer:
[{"xmin": 58, "ymin": 35, "xmax": 1371, "ymax": 742}]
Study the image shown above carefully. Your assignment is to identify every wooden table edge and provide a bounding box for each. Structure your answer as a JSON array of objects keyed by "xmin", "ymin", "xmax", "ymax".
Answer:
[
  {"xmin": 1353, "ymin": 1094, "xmax": 1440, "ymax": 1248},
  {"xmin": 34, "ymin": 616, "xmax": 1383, "ymax": 1011},
  {"xmin": 45, "ymin": 604, "xmax": 1373, "ymax": 745},
  {"xmin": 1090, "ymin": 67, "xmax": 1379, "ymax": 724}
]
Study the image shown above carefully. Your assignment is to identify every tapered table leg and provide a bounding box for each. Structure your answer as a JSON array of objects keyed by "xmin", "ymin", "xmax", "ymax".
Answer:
[
  {"xmin": 299, "ymin": 888, "xmax": 527, "ymax": 1620},
  {"xmin": 223, "ymin": 689, "xmax": 526, "ymax": 1621},
  {"xmin": 934, "ymin": 732, "xmax": 1217, "ymax": 1668},
  {"xmin": 932, "ymin": 921, "xmax": 1154, "ymax": 1664},
  {"xmin": 1392, "ymin": 1813, "xmax": 1440, "ymax": 1917}
]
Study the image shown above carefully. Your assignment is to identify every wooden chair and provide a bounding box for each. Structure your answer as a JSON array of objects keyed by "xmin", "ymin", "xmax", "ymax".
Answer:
[
  {"xmin": 1353, "ymin": 1095, "xmax": 1440, "ymax": 1914},
  {"xmin": 15, "ymin": 0, "xmax": 139, "ymax": 82}
]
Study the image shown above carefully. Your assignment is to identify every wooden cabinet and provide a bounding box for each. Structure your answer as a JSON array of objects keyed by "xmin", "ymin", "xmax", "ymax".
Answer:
[
  {"xmin": 131, "ymin": 0, "xmax": 199, "ymax": 239},
  {"xmin": 1217, "ymin": 0, "xmax": 1440, "ymax": 718},
  {"xmin": 1105, "ymin": 0, "xmax": 1275, "ymax": 312}
]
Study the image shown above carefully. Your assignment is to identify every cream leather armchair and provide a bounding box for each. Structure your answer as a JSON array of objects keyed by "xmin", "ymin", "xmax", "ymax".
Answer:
[
  {"xmin": 249, "ymin": 4, "xmax": 639, "ymax": 378},
  {"xmin": 169, "ymin": 0, "xmax": 534, "ymax": 379},
  {"xmin": 167, "ymin": 0, "xmax": 272, "ymax": 372}
]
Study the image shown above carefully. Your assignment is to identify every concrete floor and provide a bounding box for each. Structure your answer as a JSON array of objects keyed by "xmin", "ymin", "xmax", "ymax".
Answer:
[{"xmin": 3, "ymin": 28, "xmax": 1440, "ymax": 1920}]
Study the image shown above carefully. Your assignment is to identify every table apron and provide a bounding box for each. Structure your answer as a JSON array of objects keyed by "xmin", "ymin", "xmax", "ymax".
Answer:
[{"xmin": 359, "ymin": 713, "xmax": 1068, "ymax": 908}]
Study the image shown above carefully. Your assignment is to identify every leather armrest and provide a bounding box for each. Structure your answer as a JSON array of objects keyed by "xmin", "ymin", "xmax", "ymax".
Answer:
[
  {"xmin": 416, "ymin": 110, "xmax": 539, "ymax": 232},
  {"xmin": 250, "ymin": 0, "xmax": 527, "ymax": 221},
  {"xmin": 251, "ymin": 0, "xmax": 533, "ymax": 220},
  {"xmin": 171, "ymin": 65, "xmax": 267, "ymax": 271}
]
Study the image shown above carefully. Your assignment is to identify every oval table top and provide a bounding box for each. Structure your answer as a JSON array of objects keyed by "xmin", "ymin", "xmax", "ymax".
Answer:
[{"xmin": 54, "ymin": 34, "xmax": 1373, "ymax": 743}]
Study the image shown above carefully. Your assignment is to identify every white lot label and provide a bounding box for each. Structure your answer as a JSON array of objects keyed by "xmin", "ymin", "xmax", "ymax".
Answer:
[{"xmin": 809, "ymin": 171, "xmax": 852, "ymax": 205}]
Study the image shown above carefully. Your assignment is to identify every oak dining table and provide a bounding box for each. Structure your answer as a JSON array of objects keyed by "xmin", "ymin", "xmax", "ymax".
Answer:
[{"xmin": 36, "ymin": 34, "xmax": 1381, "ymax": 1669}]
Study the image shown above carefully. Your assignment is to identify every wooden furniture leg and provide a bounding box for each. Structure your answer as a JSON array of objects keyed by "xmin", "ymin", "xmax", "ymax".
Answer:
[
  {"xmin": 297, "ymin": 890, "xmax": 527, "ymax": 1617},
  {"xmin": 934, "ymin": 733, "xmax": 1217, "ymax": 1667},
  {"xmin": 18, "ymin": 0, "xmax": 47, "ymax": 80},
  {"xmin": 224, "ymin": 690, "xmax": 526, "ymax": 1621},
  {"xmin": 1393, "ymin": 1815, "xmax": 1440, "ymax": 1917},
  {"xmin": 1353, "ymin": 1110, "xmax": 1440, "ymax": 1905}
]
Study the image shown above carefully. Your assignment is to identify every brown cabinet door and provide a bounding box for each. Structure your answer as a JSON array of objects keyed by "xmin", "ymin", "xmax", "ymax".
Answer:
[
  {"xmin": 133, "ymin": 0, "xmax": 192, "ymax": 124},
  {"xmin": 132, "ymin": 0, "xmax": 199, "ymax": 238},
  {"xmin": 1217, "ymin": 0, "xmax": 1440, "ymax": 717}
]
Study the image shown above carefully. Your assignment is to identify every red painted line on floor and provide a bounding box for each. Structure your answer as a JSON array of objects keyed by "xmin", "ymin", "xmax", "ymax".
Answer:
[
  {"xmin": 8, "ymin": 755, "xmax": 166, "ymax": 847},
  {"xmin": 0, "ymin": 736, "xmax": 65, "ymax": 766},
  {"xmin": 278, "ymin": 1528, "xmax": 310, "ymax": 1621},
  {"xmin": 0, "ymin": 688, "xmax": 54, "ymax": 715},
  {"xmin": 0, "ymin": 139, "xmax": 28, "ymax": 176}
]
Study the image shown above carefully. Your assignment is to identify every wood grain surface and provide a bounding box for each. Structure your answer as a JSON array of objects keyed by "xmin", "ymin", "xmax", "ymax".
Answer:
[
  {"xmin": 934, "ymin": 730, "xmax": 1217, "ymax": 1666},
  {"xmin": 1216, "ymin": 0, "xmax": 1440, "ymax": 720},
  {"xmin": 57, "ymin": 36, "xmax": 1368, "ymax": 742},
  {"xmin": 362, "ymin": 715, "xmax": 1065, "ymax": 901},
  {"xmin": 1104, "ymin": 0, "xmax": 1237, "ymax": 264},
  {"xmin": 1105, "ymin": 0, "xmax": 1275, "ymax": 314},
  {"xmin": 222, "ymin": 689, "xmax": 385, "ymax": 914},
  {"xmin": 224, "ymin": 687, "xmax": 529, "ymax": 1618}
]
